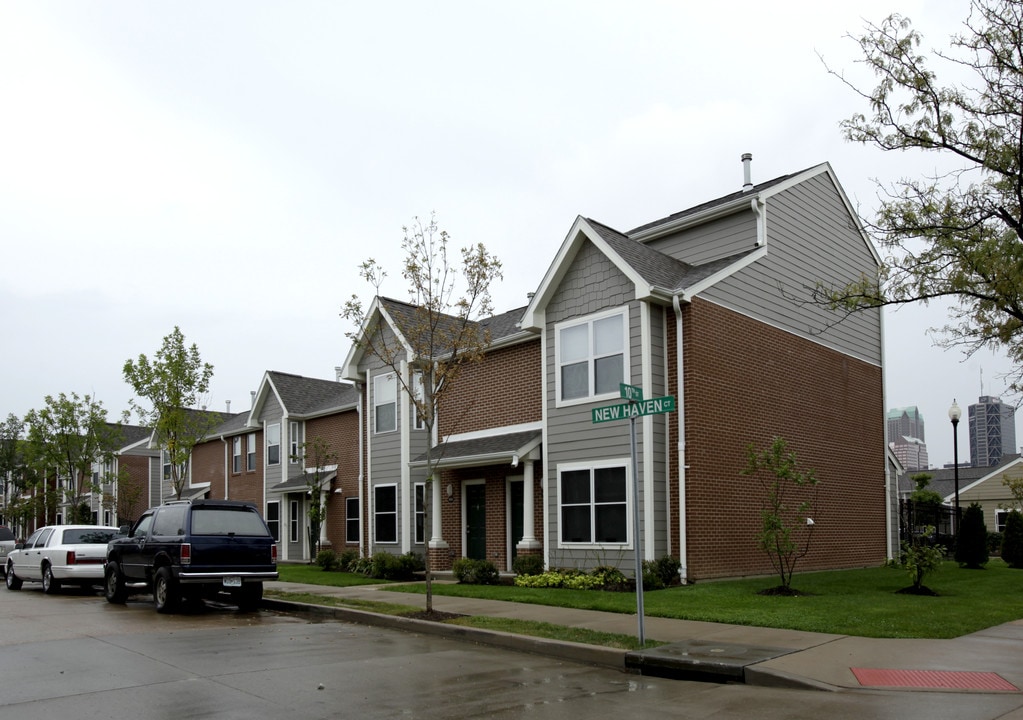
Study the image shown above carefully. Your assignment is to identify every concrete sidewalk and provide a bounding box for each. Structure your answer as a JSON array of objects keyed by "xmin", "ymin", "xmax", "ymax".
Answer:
[{"xmin": 263, "ymin": 580, "xmax": 1023, "ymax": 694}]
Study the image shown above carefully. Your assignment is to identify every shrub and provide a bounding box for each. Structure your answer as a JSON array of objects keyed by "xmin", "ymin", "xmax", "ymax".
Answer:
[
  {"xmin": 590, "ymin": 565, "xmax": 629, "ymax": 591},
  {"xmin": 645, "ymin": 555, "xmax": 681, "ymax": 588},
  {"xmin": 315, "ymin": 549, "xmax": 339, "ymax": 571},
  {"xmin": 452, "ymin": 557, "xmax": 500, "ymax": 585},
  {"xmin": 350, "ymin": 556, "xmax": 375, "ymax": 576},
  {"xmin": 1002, "ymin": 510, "xmax": 1023, "ymax": 568},
  {"xmin": 987, "ymin": 531, "xmax": 1004, "ymax": 555},
  {"xmin": 337, "ymin": 549, "xmax": 360, "ymax": 572},
  {"xmin": 515, "ymin": 571, "xmax": 567, "ymax": 588},
  {"xmin": 902, "ymin": 540, "xmax": 945, "ymax": 592},
  {"xmin": 367, "ymin": 551, "xmax": 423, "ymax": 580},
  {"xmin": 562, "ymin": 573, "xmax": 603, "ymax": 590},
  {"xmin": 512, "ymin": 553, "xmax": 544, "ymax": 577},
  {"xmin": 955, "ymin": 503, "xmax": 989, "ymax": 568}
]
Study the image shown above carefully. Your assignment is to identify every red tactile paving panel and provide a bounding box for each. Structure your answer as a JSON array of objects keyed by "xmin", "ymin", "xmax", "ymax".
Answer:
[{"xmin": 852, "ymin": 668, "xmax": 1018, "ymax": 691}]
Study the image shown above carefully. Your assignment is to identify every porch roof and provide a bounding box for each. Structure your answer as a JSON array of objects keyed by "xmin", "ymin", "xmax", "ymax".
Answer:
[
  {"xmin": 410, "ymin": 430, "xmax": 541, "ymax": 471},
  {"xmin": 269, "ymin": 472, "xmax": 336, "ymax": 494}
]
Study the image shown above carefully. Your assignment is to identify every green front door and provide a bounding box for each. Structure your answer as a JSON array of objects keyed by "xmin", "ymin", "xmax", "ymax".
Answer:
[
  {"xmin": 510, "ymin": 480, "xmax": 523, "ymax": 565},
  {"xmin": 466, "ymin": 484, "xmax": 486, "ymax": 560}
]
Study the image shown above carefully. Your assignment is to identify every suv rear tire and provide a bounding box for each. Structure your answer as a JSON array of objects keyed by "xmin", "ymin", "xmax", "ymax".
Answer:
[
  {"xmin": 105, "ymin": 562, "xmax": 128, "ymax": 604},
  {"xmin": 153, "ymin": 567, "xmax": 180, "ymax": 614}
]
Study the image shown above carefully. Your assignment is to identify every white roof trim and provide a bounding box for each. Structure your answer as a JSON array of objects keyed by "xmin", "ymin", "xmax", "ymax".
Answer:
[{"xmin": 340, "ymin": 296, "xmax": 415, "ymax": 380}]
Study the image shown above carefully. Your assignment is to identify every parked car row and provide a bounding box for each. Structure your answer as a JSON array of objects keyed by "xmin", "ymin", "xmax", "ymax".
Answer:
[
  {"xmin": 5, "ymin": 499, "xmax": 278, "ymax": 614},
  {"xmin": 0, "ymin": 525, "xmax": 16, "ymax": 577}
]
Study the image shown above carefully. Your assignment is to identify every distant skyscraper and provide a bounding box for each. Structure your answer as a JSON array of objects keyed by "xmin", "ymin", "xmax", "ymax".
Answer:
[
  {"xmin": 968, "ymin": 396, "xmax": 1017, "ymax": 468},
  {"xmin": 887, "ymin": 406, "xmax": 925, "ymax": 442},
  {"xmin": 887, "ymin": 406, "xmax": 928, "ymax": 470}
]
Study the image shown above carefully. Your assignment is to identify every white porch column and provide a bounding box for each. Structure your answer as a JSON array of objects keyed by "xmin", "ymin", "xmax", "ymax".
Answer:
[
  {"xmin": 516, "ymin": 459, "xmax": 541, "ymax": 550},
  {"xmin": 428, "ymin": 473, "xmax": 448, "ymax": 548},
  {"xmin": 320, "ymin": 489, "xmax": 329, "ymax": 544}
]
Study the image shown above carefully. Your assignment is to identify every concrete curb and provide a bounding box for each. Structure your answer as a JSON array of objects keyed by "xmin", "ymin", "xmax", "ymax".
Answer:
[{"xmin": 261, "ymin": 597, "xmax": 628, "ymax": 672}]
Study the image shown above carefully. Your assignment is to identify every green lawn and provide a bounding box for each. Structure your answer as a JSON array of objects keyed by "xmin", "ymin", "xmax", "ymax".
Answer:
[
  {"xmin": 276, "ymin": 563, "xmax": 394, "ymax": 587},
  {"xmin": 367, "ymin": 561, "xmax": 1023, "ymax": 638}
]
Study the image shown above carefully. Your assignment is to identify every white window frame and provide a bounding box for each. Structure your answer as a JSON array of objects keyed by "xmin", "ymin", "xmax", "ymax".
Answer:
[
  {"xmin": 346, "ymin": 496, "xmax": 360, "ymax": 544},
  {"xmin": 554, "ymin": 307, "xmax": 629, "ymax": 407},
  {"xmin": 267, "ymin": 423, "xmax": 281, "ymax": 466},
  {"xmin": 997, "ymin": 509, "xmax": 1019, "ymax": 533},
  {"xmin": 374, "ymin": 484, "xmax": 398, "ymax": 544},
  {"xmin": 232, "ymin": 437, "xmax": 242, "ymax": 474},
  {"xmin": 414, "ymin": 482, "xmax": 426, "ymax": 544},
  {"xmin": 247, "ymin": 433, "xmax": 257, "ymax": 471},
  {"xmin": 374, "ymin": 373, "xmax": 397, "ymax": 434},
  {"xmin": 289, "ymin": 499, "xmax": 299, "ymax": 543},
  {"xmin": 290, "ymin": 421, "xmax": 300, "ymax": 464},
  {"xmin": 412, "ymin": 371, "xmax": 426, "ymax": 430},
  {"xmin": 557, "ymin": 458, "xmax": 632, "ymax": 548}
]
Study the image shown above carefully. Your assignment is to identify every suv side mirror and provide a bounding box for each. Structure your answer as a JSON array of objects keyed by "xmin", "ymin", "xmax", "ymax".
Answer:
[{"xmin": 119, "ymin": 524, "xmax": 131, "ymax": 536}]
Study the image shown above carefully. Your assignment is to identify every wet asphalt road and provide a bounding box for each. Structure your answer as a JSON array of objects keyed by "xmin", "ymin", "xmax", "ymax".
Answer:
[{"xmin": 2, "ymin": 584, "xmax": 1023, "ymax": 720}]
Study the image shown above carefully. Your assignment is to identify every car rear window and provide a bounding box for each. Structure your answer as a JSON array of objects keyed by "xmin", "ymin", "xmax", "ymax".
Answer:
[
  {"xmin": 191, "ymin": 508, "xmax": 270, "ymax": 537},
  {"xmin": 61, "ymin": 529, "xmax": 118, "ymax": 544},
  {"xmin": 0, "ymin": 527, "xmax": 14, "ymax": 541}
]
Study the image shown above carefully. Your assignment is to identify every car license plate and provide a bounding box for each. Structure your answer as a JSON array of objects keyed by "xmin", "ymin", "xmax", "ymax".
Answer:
[{"xmin": 223, "ymin": 576, "xmax": 242, "ymax": 587}]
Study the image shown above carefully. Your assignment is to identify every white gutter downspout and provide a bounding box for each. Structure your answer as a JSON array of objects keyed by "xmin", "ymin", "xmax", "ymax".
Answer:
[
  {"xmin": 356, "ymin": 382, "xmax": 365, "ymax": 558},
  {"xmin": 881, "ymin": 308, "xmax": 893, "ymax": 560},
  {"xmin": 672, "ymin": 293, "xmax": 688, "ymax": 584}
]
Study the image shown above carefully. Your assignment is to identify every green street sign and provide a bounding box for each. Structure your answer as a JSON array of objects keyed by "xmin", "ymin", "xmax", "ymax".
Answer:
[
  {"xmin": 619, "ymin": 383, "xmax": 643, "ymax": 401},
  {"xmin": 592, "ymin": 395, "xmax": 676, "ymax": 423}
]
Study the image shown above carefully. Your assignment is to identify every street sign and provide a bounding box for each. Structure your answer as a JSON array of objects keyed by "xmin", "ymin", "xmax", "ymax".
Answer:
[
  {"xmin": 619, "ymin": 383, "xmax": 643, "ymax": 402},
  {"xmin": 591, "ymin": 395, "xmax": 676, "ymax": 423}
]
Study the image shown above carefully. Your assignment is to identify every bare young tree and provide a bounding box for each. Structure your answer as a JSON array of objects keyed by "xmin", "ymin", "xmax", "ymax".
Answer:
[
  {"xmin": 342, "ymin": 214, "xmax": 502, "ymax": 611},
  {"xmin": 295, "ymin": 435, "xmax": 339, "ymax": 561}
]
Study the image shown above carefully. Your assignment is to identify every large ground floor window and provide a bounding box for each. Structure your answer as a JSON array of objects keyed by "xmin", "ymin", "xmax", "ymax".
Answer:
[{"xmin": 558, "ymin": 462, "xmax": 628, "ymax": 545}]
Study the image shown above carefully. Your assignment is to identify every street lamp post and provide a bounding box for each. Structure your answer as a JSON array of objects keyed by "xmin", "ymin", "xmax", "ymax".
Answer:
[{"xmin": 949, "ymin": 400, "xmax": 962, "ymax": 538}]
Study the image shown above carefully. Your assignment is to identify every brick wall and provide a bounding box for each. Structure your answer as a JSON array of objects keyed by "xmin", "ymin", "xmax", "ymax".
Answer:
[
  {"xmin": 191, "ymin": 439, "xmax": 226, "ymax": 495},
  {"xmin": 437, "ymin": 339, "xmax": 542, "ymax": 436},
  {"xmin": 306, "ymin": 411, "xmax": 361, "ymax": 550},
  {"xmin": 671, "ymin": 298, "xmax": 886, "ymax": 580}
]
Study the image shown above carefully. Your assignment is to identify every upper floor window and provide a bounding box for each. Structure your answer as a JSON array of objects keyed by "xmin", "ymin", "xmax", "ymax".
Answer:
[
  {"xmin": 246, "ymin": 433, "xmax": 257, "ymax": 471},
  {"xmin": 232, "ymin": 437, "xmax": 242, "ymax": 474},
  {"xmin": 556, "ymin": 309, "xmax": 627, "ymax": 404},
  {"xmin": 412, "ymin": 371, "xmax": 426, "ymax": 430},
  {"xmin": 290, "ymin": 421, "xmax": 301, "ymax": 463},
  {"xmin": 559, "ymin": 462, "xmax": 628, "ymax": 545},
  {"xmin": 374, "ymin": 373, "xmax": 397, "ymax": 434},
  {"xmin": 267, "ymin": 423, "xmax": 281, "ymax": 466}
]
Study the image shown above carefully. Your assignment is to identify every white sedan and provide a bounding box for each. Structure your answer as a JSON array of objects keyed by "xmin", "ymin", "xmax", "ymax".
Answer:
[{"xmin": 5, "ymin": 525, "xmax": 121, "ymax": 594}]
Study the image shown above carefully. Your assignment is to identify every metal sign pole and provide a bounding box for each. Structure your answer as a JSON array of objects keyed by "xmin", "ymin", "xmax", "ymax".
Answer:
[{"xmin": 630, "ymin": 414, "xmax": 645, "ymax": 646}]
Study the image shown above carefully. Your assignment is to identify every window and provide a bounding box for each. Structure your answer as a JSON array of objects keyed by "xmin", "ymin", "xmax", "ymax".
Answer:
[
  {"xmin": 559, "ymin": 463, "xmax": 628, "ymax": 544},
  {"xmin": 997, "ymin": 509, "xmax": 1019, "ymax": 533},
  {"xmin": 374, "ymin": 485, "xmax": 397, "ymax": 543},
  {"xmin": 414, "ymin": 483, "xmax": 426, "ymax": 544},
  {"xmin": 290, "ymin": 421, "xmax": 300, "ymax": 463},
  {"xmin": 346, "ymin": 497, "xmax": 360, "ymax": 543},
  {"xmin": 374, "ymin": 373, "xmax": 397, "ymax": 433},
  {"xmin": 289, "ymin": 500, "xmax": 299, "ymax": 543},
  {"xmin": 192, "ymin": 507, "xmax": 270, "ymax": 536},
  {"xmin": 412, "ymin": 371, "xmax": 426, "ymax": 430},
  {"xmin": 267, "ymin": 423, "xmax": 281, "ymax": 466},
  {"xmin": 153, "ymin": 505, "xmax": 188, "ymax": 536},
  {"xmin": 266, "ymin": 501, "xmax": 280, "ymax": 542},
  {"xmin": 556, "ymin": 309, "xmax": 626, "ymax": 403},
  {"xmin": 162, "ymin": 451, "xmax": 172, "ymax": 481},
  {"xmin": 232, "ymin": 437, "xmax": 242, "ymax": 474},
  {"xmin": 247, "ymin": 433, "xmax": 257, "ymax": 471}
]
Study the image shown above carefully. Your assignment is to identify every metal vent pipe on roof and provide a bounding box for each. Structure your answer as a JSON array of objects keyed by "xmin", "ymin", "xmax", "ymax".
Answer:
[{"xmin": 741, "ymin": 152, "xmax": 753, "ymax": 191}]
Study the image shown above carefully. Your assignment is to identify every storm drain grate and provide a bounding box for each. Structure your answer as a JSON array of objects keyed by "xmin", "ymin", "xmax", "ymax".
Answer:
[{"xmin": 851, "ymin": 668, "xmax": 1018, "ymax": 691}]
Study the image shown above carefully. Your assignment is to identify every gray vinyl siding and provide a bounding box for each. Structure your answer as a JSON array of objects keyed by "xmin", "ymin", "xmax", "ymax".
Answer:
[
  {"xmin": 544, "ymin": 242, "xmax": 669, "ymax": 570},
  {"xmin": 361, "ymin": 332, "xmax": 407, "ymax": 552},
  {"xmin": 645, "ymin": 211, "xmax": 757, "ymax": 265},
  {"xmin": 258, "ymin": 394, "xmax": 285, "ymax": 489},
  {"xmin": 149, "ymin": 457, "xmax": 162, "ymax": 507},
  {"xmin": 700, "ymin": 174, "xmax": 882, "ymax": 366}
]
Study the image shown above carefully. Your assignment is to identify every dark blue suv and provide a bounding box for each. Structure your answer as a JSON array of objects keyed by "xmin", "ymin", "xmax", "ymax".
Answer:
[{"xmin": 105, "ymin": 499, "xmax": 278, "ymax": 612}]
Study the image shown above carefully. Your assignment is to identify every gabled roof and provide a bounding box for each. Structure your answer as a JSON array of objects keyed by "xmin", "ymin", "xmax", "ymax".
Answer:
[
  {"xmin": 341, "ymin": 296, "xmax": 534, "ymax": 380},
  {"xmin": 519, "ymin": 162, "xmax": 874, "ymax": 331},
  {"xmin": 248, "ymin": 371, "xmax": 359, "ymax": 426}
]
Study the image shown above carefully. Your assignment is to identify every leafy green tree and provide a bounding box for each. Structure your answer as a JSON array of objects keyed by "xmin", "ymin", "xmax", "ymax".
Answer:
[
  {"xmin": 294, "ymin": 435, "xmax": 339, "ymax": 561},
  {"xmin": 341, "ymin": 213, "xmax": 503, "ymax": 612},
  {"xmin": 741, "ymin": 436, "xmax": 820, "ymax": 592},
  {"xmin": 956, "ymin": 502, "xmax": 990, "ymax": 569},
  {"xmin": 23, "ymin": 393, "xmax": 122, "ymax": 524},
  {"xmin": 123, "ymin": 327, "xmax": 218, "ymax": 500},
  {"xmin": 901, "ymin": 528, "xmax": 945, "ymax": 594},
  {"xmin": 0, "ymin": 414, "xmax": 24, "ymax": 522},
  {"xmin": 1002, "ymin": 510, "xmax": 1023, "ymax": 568},
  {"xmin": 819, "ymin": 1, "xmax": 1023, "ymax": 392}
]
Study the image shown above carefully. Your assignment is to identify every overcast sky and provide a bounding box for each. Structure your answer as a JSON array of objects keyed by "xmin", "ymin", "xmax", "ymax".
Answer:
[{"xmin": 0, "ymin": 1, "xmax": 1014, "ymax": 469}]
